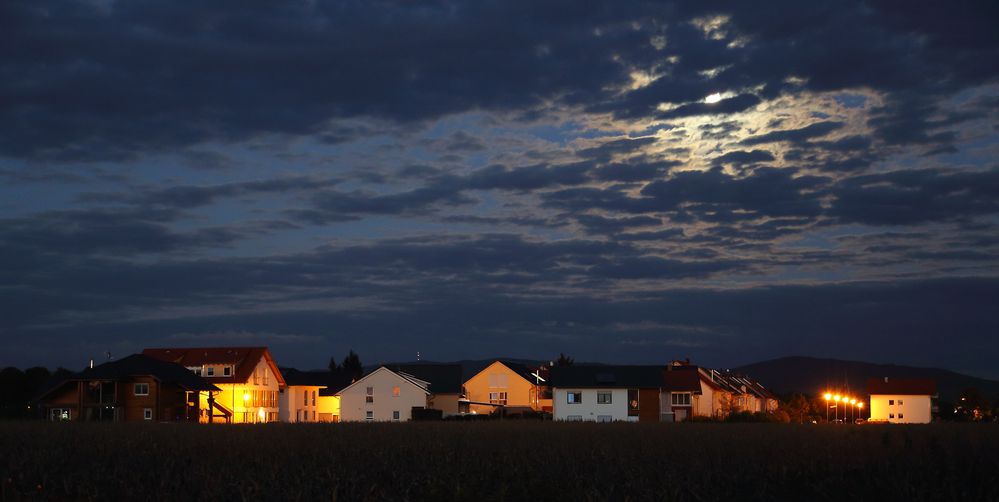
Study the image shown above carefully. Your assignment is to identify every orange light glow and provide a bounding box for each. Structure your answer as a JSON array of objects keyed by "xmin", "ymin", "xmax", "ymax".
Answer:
[
  {"xmin": 823, "ymin": 393, "xmax": 832, "ymax": 400},
  {"xmin": 834, "ymin": 395, "xmax": 841, "ymax": 402},
  {"xmin": 243, "ymin": 392, "xmax": 250, "ymax": 402},
  {"xmin": 850, "ymin": 398, "xmax": 857, "ymax": 405},
  {"xmin": 858, "ymin": 402, "xmax": 864, "ymax": 408}
]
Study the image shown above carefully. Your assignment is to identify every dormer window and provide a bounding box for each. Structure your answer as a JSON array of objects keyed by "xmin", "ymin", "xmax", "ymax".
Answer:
[
  {"xmin": 223, "ymin": 366, "xmax": 231, "ymax": 377},
  {"xmin": 206, "ymin": 367, "xmax": 215, "ymax": 377}
]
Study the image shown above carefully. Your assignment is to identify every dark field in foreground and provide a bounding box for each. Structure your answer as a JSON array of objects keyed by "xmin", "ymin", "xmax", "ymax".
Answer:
[{"xmin": 2, "ymin": 422, "xmax": 997, "ymax": 501}]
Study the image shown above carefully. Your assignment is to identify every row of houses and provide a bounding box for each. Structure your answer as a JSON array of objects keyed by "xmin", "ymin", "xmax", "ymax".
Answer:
[{"xmin": 34, "ymin": 347, "xmax": 780, "ymax": 423}]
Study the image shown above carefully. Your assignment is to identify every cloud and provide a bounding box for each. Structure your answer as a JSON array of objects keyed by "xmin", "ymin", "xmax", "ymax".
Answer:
[{"xmin": 740, "ymin": 121, "xmax": 845, "ymax": 145}]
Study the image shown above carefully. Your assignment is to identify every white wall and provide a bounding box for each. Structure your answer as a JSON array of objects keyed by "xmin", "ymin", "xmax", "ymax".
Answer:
[
  {"xmin": 339, "ymin": 367, "xmax": 428, "ymax": 422},
  {"xmin": 552, "ymin": 388, "xmax": 637, "ymax": 422},
  {"xmin": 870, "ymin": 394, "xmax": 932, "ymax": 423},
  {"xmin": 280, "ymin": 385, "xmax": 322, "ymax": 422}
]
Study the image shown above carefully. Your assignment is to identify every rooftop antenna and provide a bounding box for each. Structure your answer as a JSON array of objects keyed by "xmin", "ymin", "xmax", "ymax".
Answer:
[
  {"xmin": 89, "ymin": 359, "xmax": 94, "ymax": 369},
  {"xmin": 105, "ymin": 351, "xmax": 112, "ymax": 361},
  {"xmin": 416, "ymin": 351, "xmax": 421, "ymax": 362}
]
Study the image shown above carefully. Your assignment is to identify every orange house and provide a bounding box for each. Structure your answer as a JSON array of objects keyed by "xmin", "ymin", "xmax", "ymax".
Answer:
[{"xmin": 464, "ymin": 361, "xmax": 552, "ymax": 415}]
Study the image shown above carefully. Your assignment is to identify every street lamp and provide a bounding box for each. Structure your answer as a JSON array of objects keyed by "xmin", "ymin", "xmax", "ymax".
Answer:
[
  {"xmin": 823, "ymin": 393, "xmax": 831, "ymax": 422},
  {"xmin": 243, "ymin": 392, "xmax": 250, "ymax": 423},
  {"xmin": 849, "ymin": 398, "xmax": 857, "ymax": 422},
  {"xmin": 834, "ymin": 395, "xmax": 841, "ymax": 422}
]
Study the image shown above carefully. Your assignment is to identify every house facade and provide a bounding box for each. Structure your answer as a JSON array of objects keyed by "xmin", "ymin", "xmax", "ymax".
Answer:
[
  {"xmin": 388, "ymin": 364, "xmax": 469, "ymax": 417},
  {"xmin": 867, "ymin": 377, "xmax": 936, "ymax": 423},
  {"xmin": 35, "ymin": 354, "xmax": 218, "ymax": 422},
  {"xmin": 464, "ymin": 360, "xmax": 551, "ymax": 415},
  {"xmin": 662, "ymin": 361, "xmax": 778, "ymax": 421},
  {"xmin": 550, "ymin": 365, "xmax": 663, "ymax": 422},
  {"xmin": 280, "ymin": 368, "xmax": 354, "ymax": 423},
  {"xmin": 338, "ymin": 366, "xmax": 430, "ymax": 422},
  {"xmin": 143, "ymin": 347, "xmax": 286, "ymax": 424}
]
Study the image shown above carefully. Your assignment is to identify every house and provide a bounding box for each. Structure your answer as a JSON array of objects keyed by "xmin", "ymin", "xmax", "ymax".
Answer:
[
  {"xmin": 34, "ymin": 354, "xmax": 218, "ymax": 422},
  {"xmin": 662, "ymin": 361, "xmax": 778, "ymax": 421},
  {"xmin": 867, "ymin": 377, "xmax": 937, "ymax": 424},
  {"xmin": 279, "ymin": 368, "xmax": 354, "ymax": 423},
  {"xmin": 386, "ymin": 364, "xmax": 468, "ymax": 417},
  {"xmin": 550, "ymin": 365, "xmax": 663, "ymax": 422},
  {"xmin": 337, "ymin": 366, "xmax": 432, "ymax": 422},
  {"xmin": 463, "ymin": 360, "xmax": 552, "ymax": 415},
  {"xmin": 142, "ymin": 347, "xmax": 286, "ymax": 423}
]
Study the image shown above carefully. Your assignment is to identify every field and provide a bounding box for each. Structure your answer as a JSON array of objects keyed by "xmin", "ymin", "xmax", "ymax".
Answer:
[{"xmin": 2, "ymin": 422, "xmax": 998, "ymax": 501}]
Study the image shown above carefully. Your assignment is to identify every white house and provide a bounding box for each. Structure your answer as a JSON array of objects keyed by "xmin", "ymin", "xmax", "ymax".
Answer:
[
  {"xmin": 550, "ymin": 365, "xmax": 663, "ymax": 422},
  {"xmin": 337, "ymin": 366, "xmax": 430, "ymax": 422},
  {"xmin": 867, "ymin": 377, "xmax": 936, "ymax": 424}
]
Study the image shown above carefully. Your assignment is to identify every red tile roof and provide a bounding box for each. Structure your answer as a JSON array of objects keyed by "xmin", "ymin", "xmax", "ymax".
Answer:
[
  {"xmin": 866, "ymin": 377, "xmax": 936, "ymax": 396},
  {"xmin": 142, "ymin": 347, "xmax": 286, "ymax": 389}
]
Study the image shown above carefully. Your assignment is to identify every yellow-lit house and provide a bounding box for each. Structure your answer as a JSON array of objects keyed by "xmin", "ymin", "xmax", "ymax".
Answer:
[
  {"xmin": 464, "ymin": 360, "xmax": 552, "ymax": 415},
  {"xmin": 142, "ymin": 347, "xmax": 286, "ymax": 423},
  {"xmin": 867, "ymin": 377, "xmax": 937, "ymax": 424},
  {"xmin": 279, "ymin": 368, "xmax": 354, "ymax": 423}
]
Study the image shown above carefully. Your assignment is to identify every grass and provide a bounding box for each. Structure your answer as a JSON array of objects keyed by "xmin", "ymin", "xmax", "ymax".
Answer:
[{"xmin": 1, "ymin": 422, "xmax": 997, "ymax": 501}]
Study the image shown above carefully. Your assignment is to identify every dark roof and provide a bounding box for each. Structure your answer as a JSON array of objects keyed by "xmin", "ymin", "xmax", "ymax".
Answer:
[
  {"xmin": 867, "ymin": 377, "xmax": 937, "ymax": 396},
  {"xmin": 663, "ymin": 367, "xmax": 703, "ymax": 392},
  {"xmin": 388, "ymin": 364, "xmax": 464, "ymax": 394},
  {"xmin": 550, "ymin": 365, "xmax": 664, "ymax": 388},
  {"xmin": 497, "ymin": 360, "xmax": 547, "ymax": 384},
  {"xmin": 38, "ymin": 354, "xmax": 220, "ymax": 399},
  {"xmin": 142, "ymin": 346, "xmax": 286, "ymax": 388},
  {"xmin": 281, "ymin": 368, "xmax": 354, "ymax": 392}
]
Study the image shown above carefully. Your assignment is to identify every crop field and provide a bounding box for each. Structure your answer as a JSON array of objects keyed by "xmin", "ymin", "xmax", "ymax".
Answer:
[{"xmin": 1, "ymin": 422, "xmax": 997, "ymax": 501}]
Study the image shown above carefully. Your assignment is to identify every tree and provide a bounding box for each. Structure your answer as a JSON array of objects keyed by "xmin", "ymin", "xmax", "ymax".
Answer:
[
  {"xmin": 955, "ymin": 387, "xmax": 992, "ymax": 422},
  {"xmin": 781, "ymin": 393, "xmax": 812, "ymax": 424},
  {"xmin": 328, "ymin": 356, "xmax": 340, "ymax": 373},
  {"xmin": 554, "ymin": 353, "xmax": 574, "ymax": 367},
  {"xmin": 341, "ymin": 350, "xmax": 363, "ymax": 381}
]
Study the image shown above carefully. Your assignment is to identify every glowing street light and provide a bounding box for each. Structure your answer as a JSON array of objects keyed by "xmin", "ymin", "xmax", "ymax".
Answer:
[{"xmin": 823, "ymin": 393, "xmax": 831, "ymax": 422}]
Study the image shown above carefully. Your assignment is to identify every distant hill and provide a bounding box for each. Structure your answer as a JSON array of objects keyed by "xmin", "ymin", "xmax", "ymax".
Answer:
[{"xmin": 734, "ymin": 356, "xmax": 999, "ymax": 402}]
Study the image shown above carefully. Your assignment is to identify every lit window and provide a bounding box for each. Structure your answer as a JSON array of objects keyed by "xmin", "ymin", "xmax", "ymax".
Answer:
[
  {"xmin": 489, "ymin": 392, "xmax": 508, "ymax": 405},
  {"xmin": 567, "ymin": 392, "xmax": 582, "ymax": 404},
  {"xmin": 207, "ymin": 367, "xmax": 215, "ymax": 377},
  {"xmin": 628, "ymin": 389, "xmax": 640, "ymax": 415},
  {"xmin": 365, "ymin": 411, "xmax": 373, "ymax": 421},
  {"xmin": 393, "ymin": 410, "xmax": 400, "ymax": 421},
  {"xmin": 134, "ymin": 383, "xmax": 149, "ymax": 396},
  {"xmin": 597, "ymin": 392, "xmax": 612, "ymax": 404},
  {"xmin": 392, "ymin": 386, "xmax": 400, "ymax": 397},
  {"xmin": 143, "ymin": 408, "xmax": 152, "ymax": 420},
  {"xmin": 671, "ymin": 393, "xmax": 692, "ymax": 406}
]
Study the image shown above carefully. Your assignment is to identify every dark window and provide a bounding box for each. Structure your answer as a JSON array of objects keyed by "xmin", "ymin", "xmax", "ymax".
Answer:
[
  {"xmin": 889, "ymin": 399, "xmax": 894, "ymax": 405},
  {"xmin": 567, "ymin": 392, "xmax": 582, "ymax": 404},
  {"xmin": 134, "ymin": 383, "xmax": 149, "ymax": 396}
]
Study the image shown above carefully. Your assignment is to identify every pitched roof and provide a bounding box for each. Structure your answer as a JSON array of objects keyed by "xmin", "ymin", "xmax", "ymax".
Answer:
[
  {"xmin": 498, "ymin": 360, "xmax": 548, "ymax": 384},
  {"xmin": 550, "ymin": 365, "xmax": 664, "ymax": 388},
  {"xmin": 141, "ymin": 347, "xmax": 286, "ymax": 388},
  {"xmin": 867, "ymin": 377, "xmax": 937, "ymax": 396},
  {"xmin": 281, "ymin": 368, "xmax": 354, "ymax": 392},
  {"xmin": 388, "ymin": 364, "xmax": 464, "ymax": 394},
  {"xmin": 36, "ymin": 354, "xmax": 219, "ymax": 401},
  {"xmin": 663, "ymin": 366, "xmax": 703, "ymax": 392}
]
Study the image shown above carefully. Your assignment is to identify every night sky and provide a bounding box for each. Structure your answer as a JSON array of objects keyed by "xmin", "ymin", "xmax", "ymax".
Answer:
[{"xmin": 3, "ymin": 1, "xmax": 998, "ymax": 378}]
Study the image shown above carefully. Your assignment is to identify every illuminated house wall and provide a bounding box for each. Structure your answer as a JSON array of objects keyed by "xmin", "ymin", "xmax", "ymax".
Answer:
[
  {"xmin": 317, "ymin": 394, "xmax": 340, "ymax": 422},
  {"xmin": 143, "ymin": 347, "xmax": 285, "ymax": 424},
  {"xmin": 280, "ymin": 385, "xmax": 322, "ymax": 422},
  {"xmin": 870, "ymin": 395, "xmax": 932, "ymax": 424},
  {"xmin": 464, "ymin": 361, "xmax": 548, "ymax": 415}
]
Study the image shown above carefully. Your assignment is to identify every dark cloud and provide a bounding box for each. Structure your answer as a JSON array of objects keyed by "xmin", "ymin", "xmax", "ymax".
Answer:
[
  {"xmin": 658, "ymin": 94, "xmax": 762, "ymax": 120},
  {"xmin": 740, "ymin": 121, "xmax": 844, "ymax": 146},
  {"xmin": 576, "ymin": 137, "xmax": 657, "ymax": 162},
  {"xmin": 467, "ymin": 163, "xmax": 591, "ymax": 191},
  {"xmin": 710, "ymin": 149, "xmax": 774, "ymax": 166},
  {"xmin": 829, "ymin": 167, "xmax": 999, "ymax": 225}
]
